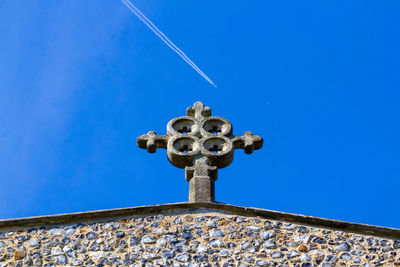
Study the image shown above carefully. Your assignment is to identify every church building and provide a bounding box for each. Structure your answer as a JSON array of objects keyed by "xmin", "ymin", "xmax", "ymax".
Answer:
[{"xmin": 0, "ymin": 102, "xmax": 399, "ymax": 267}]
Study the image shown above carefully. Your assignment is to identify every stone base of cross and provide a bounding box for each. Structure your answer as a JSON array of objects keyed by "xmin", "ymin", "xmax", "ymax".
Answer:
[{"xmin": 137, "ymin": 101, "xmax": 263, "ymax": 202}]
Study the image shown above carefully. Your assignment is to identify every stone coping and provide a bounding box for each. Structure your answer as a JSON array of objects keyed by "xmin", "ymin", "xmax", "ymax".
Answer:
[{"xmin": 0, "ymin": 202, "xmax": 399, "ymax": 239}]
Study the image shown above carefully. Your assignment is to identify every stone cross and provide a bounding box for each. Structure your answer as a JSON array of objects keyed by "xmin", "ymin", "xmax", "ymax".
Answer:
[{"xmin": 137, "ymin": 101, "xmax": 263, "ymax": 203}]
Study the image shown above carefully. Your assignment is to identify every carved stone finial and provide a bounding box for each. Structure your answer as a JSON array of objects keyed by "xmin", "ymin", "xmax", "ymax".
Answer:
[
  {"xmin": 137, "ymin": 101, "xmax": 263, "ymax": 203},
  {"xmin": 186, "ymin": 101, "xmax": 211, "ymax": 121}
]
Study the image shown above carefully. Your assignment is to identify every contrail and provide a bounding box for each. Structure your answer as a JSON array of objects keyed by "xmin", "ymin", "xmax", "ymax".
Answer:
[{"xmin": 121, "ymin": 0, "xmax": 217, "ymax": 87}]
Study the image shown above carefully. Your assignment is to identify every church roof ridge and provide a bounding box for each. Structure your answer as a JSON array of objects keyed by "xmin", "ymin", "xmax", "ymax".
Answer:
[{"xmin": 1, "ymin": 202, "xmax": 399, "ymax": 239}]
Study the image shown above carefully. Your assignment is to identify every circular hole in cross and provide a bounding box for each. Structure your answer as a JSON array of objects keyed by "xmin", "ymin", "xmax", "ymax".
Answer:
[
  {"xmin": 179, "ymin": 144, "xmax": 193, "ymax": 153},
  {"xmin": 209, "ymin": 144, "xmax": 222, "ymax": 153},
  {"xmin": 178, "ymin": 126, "xmax": 191, "ymax": 134},
  {"xmin": 208, "ymin": 125, "xmax": 221, "ymax": 134}
]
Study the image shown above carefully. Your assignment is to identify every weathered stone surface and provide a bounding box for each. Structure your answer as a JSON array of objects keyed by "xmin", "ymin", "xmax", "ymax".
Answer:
[
  {"xmin": 137, "ymin": 101, "xmax": 263, "ymax": 202},
  {"xmin": 0, "ymin": 207, "xmax": 399, "ymax": 267}
]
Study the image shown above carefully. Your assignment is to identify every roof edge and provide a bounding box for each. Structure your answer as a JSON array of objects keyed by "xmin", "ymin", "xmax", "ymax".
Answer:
[{"xmin": 0, "ymin": 202, "xmax": 399, "ymax": 239}]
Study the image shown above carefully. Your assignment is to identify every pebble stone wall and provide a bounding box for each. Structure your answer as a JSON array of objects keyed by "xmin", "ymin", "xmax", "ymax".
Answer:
[{"xmin": 0, "ymin": 210, "xmax": 399, "ymax": 267}]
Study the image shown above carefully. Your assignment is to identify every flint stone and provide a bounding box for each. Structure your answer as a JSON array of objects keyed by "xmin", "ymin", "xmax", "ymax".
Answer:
[
  {"xmin": 300, "ymin": 254, "xmax": 310, "ymax": 262},
  {"xmin": 141, "ymin": 235, "xmax": 155, "ymax": 244},
  {"xmin": 209, "ymin": 239, "xmax": 223, "ymax": 247},
  {"xmin": 181, "ymin": 231, "xmax": 194, "ymax": 240},
  {"xmin": 219, "ymin": 249, "xmax": 231, "ymax": 257},
  {"xmin": 193, "ymin": 253, "xmax": 208, "ymax": 262},
  {"xmin": 162, "ymin": 249, "xmax": 174, "ymax": 259},
  {"xmin": 287, "ymin": 250, "xmax": 300, "ymax": 258},
  {"xmin": 209, "ymin": 228, "xmax": 225, "ymax": 237},
  {"xmin": 256, "ymin": 260, "xmax": 267, "ymax": 266},
  {"xmin": 248, "ymin": 225, "xmax": 261, "ymax": 232},
  {"xmin": 263, "ymin": 240, "xmax": 278, "ymax": 249},
  {"xmin": 194, "ymin": 244, "xmax": 208, "ymax": 253},
  {"xmin": 176, "ymin": 253, "xmax": 190, "ymax": 262},
  {"xmin": 48, "ymin": 228, "xmax": 62, "ymax": 236},
  {"xmin": 260, "ymin": 230, "xmax": 275, "ymax": 240},
  {"xmin": 86, "ymin": 232, "xmax": 98, "ymax": 240},
  {"xmin": 336, "ymin": 242, "xmax": 351, "ymax": 251},
  {"xmin": 56, "ymin": 255, "xmax": 68, "ymax": 265},
  {"xmin": 62, "ymin": 226, "xmax": 76, "ymax": 236}
]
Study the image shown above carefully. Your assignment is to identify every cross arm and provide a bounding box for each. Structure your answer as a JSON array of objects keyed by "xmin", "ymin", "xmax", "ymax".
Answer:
[
  {"xmin": 137, "ymin": 131, "xmax": 168, "ymax": 153},
  {"xmin": 232, "ymin": 131, "xmax": 263, "ymax": 154}
]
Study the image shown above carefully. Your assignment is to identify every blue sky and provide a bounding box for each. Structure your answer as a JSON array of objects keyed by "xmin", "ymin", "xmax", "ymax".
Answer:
[{"xmin": 0, "ymin": 1, "xmax": 399, "ymax": 228}]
